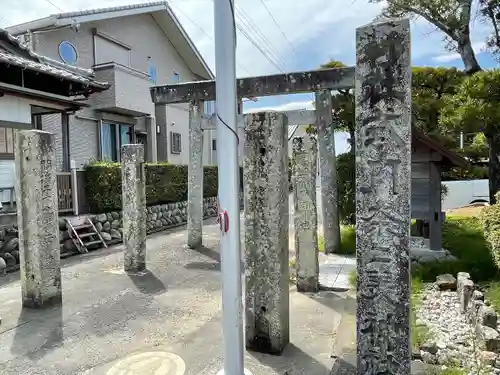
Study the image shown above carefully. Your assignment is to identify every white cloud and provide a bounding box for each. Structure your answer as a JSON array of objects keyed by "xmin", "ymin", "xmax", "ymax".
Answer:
[
  {"xmin": 245, "ymin": 100, "xmax": 313, "ymax": 113},
  {"xmin": 433, "ymin": 42, "xmax": 487, "ymax": 63}
]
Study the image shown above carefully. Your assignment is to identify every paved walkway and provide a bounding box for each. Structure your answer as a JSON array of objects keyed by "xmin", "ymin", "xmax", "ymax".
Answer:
[
  {"xmin": 319, "ymin": 255, "xmax": 356, "ymax": 291},
  {"xmin": 0, "ymin": 216, "xmax": 349, "ymax": 375}
]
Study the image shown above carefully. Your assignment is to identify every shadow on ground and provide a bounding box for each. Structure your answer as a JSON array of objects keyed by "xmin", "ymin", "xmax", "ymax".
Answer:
[
  {"xmin": 248, "ymin": 343, "xmax": 333, "ymax": 375},
  {"xmin": 184, "ymin": 244, "xmax": 244, "ymax": 272},
  {"xmin": 127, "ymin": 270, "xmax": 167, "ymax": 295},
  {"xmin": 10, "ymin": 304, "xmax": 64, "ymax": 361}
]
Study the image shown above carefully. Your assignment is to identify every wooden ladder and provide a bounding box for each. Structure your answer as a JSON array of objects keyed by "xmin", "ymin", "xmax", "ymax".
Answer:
[{"xmin": 65, "ymin": 216, "xmax": 108, "ymax": 254}]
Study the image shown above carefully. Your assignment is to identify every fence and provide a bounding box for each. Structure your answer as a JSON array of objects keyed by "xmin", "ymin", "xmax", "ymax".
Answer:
[{"xmin": 56, "ymin": 172, "xmax": 73, "ymax": 213}]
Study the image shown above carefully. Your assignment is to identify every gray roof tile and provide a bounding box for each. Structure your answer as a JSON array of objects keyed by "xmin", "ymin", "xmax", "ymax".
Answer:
[{"xmin": 0, "ymin": 28, "xmax": 109, "ymax": 91}]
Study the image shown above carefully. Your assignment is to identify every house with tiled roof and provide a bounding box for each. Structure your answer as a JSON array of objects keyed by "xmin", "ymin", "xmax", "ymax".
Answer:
[
  {"xmin": 6, "ymin": 1, "xmax": 217, "ymax": 173},
  {"xmin": 0, "ymin": 27, "xmax": 108, "ymax": 212}
]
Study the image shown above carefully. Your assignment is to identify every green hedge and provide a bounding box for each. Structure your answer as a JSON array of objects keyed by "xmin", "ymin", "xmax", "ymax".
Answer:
[
  {"xmin": 84, "ymin": 161, "xmax": 243, "ymax": 214},
  {"xmin": 481, "ymin": 194, "xmax": 500, "ymax": 272}
]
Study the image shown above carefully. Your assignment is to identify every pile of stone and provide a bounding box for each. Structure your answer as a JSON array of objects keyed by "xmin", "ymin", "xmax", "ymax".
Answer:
[
  {"xmin": 0, "ymin": 227, "xmax": 20, "ymax": 275},
  {"xmin": 416, "ymin": 272, "xmax": 500, "ymax": 374}
]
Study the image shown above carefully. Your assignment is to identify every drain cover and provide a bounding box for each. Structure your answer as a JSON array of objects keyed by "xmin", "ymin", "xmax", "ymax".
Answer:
[{"xmin": 106, "ymin": 351, "xmax": 186, "ymax": 375}]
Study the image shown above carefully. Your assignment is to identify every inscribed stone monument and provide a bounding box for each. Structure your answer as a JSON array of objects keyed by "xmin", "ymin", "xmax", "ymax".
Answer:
[
  {"xmin": 15, "ymin": 130, "xmax": 61, "ymax": 308},
  {"xmin": 244, "ymin": 112, "xmax": 290, "ymax": 355},
  {"xmin": 355, "ymin": 19, "xmax": 412, "ymax": 375}
]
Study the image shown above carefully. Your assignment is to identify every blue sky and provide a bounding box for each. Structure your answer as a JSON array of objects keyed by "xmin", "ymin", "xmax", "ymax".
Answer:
[{"xmin": 3, "ymin": 0, "xmax": 499, "ymax": 154}]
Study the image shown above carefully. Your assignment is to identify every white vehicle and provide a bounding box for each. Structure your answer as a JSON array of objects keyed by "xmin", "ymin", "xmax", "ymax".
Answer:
[{"xmin": 442, "ymin": 179, "xmax": 490, "ymax": 211}]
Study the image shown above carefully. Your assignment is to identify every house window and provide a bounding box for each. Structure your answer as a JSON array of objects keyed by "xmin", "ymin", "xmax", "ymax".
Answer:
[
  {"xmin": 0, "ymin": 128, "xmax": 15, "ymax": 158},
  {"xmin": 58, "ymin": 41, "xmax": 78, "ymax": 65},
  {"xmin": 212, "ymin": 139, "xmax": 217, "ymax": 151},
  {"xmin": 204, "ymin": 100, "xmax": 215, "ymax": 115},
  {"xmin": 172, "ymin": 71, "xmax": 180, "ymax": 83},
  {"xmin": 101, "ymin": 123, "xmax": 133, "ymax": 161},
  {"xmin": 170, "ymin": 132, "xmax": 182, "ymax": 154},
  {"xmin": 148, "ymin": 58, "xmax": 157, "ymax": 84}
]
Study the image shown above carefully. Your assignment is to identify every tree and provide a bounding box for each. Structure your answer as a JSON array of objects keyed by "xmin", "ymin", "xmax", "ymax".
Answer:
[
  {"xmin": 370, "ymin": 0, "xmax": 481, "ymax": 74},
  {"xmin": 439, "ymin": 69, "xmax": 500, "ymax": 202},
  {"xmin": 370, "ymin": 0, "xmax": 500, "ymax": 203},
  {"xmin": 412, "ymin": 66, "xmax": 465, "ymax": 148},
  {"xmin": 479, "ymin": 0, "xmax": 500, "ymax": 59}
]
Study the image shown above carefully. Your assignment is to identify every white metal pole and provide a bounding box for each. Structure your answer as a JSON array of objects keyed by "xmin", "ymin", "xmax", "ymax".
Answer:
[{"xmin": 214, "ymin": 0, "xmax": 245, "ymax": 375}]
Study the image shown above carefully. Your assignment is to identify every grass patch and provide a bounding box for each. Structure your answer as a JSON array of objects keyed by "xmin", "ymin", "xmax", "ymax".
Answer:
[
  {"xmin": 318, "ymin": 225, "xmax": 355, "ymax": 255},
  {"xmin": 483, "ymin": 280, "xmax": 500, "ymax": 309},
  {"xmin": 412, "ymin": 215, "xmax": 497, "ymax": 283},
  {"xmin": 410, "ymin": 275, "xmax": 429, "ymax": 351},
  {"xmin": 348, "ymin": 269, "xmax": 356, "ymax": 289},
  {"xmin": 427, "ymin": 368, "xmax": 466, "ymax": 375}
]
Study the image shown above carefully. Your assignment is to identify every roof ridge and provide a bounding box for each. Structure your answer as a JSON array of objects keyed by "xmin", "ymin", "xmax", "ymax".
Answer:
[{"xmin": 53, "ymin": 1, "xmax": 168, "ymax": 20}]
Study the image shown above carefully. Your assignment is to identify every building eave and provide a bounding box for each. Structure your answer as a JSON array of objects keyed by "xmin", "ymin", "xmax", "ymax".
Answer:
[{"xmin": 5, "ymin": 1, "xmax": 214, "ymax": 80}]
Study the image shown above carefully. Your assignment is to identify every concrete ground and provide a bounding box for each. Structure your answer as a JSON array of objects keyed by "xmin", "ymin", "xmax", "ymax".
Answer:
[{"xmin": 0, "ymin": 215, "xmax": 352, "ymax": 375}]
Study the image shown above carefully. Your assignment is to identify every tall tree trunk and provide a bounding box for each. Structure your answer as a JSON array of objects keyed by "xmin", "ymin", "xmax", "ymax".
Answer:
[
  {"xmin": 486, "ymin": 133, "xmax": 500, "ymax": 204},
  {"xmin": 457, "ymin": 36, "xmax": 482, "ymax": 75}
]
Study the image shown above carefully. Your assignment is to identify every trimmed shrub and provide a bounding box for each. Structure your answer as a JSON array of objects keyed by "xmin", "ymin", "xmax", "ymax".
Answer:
[
  {"xmin": 481, "ymin": 202, "xmax": 500, "ymax": 272},
  {"xmin": 84, "ymin": 160, "xmax": 240, "ymax": 214}
]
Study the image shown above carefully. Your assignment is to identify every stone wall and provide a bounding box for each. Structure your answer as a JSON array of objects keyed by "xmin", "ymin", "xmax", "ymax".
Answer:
[
  {"xmin": 1, "ymin": 195, "xmax": 243, "ymax": 275},
  {"xmin": 416, "ymin": 272, "xmax": 500, "ymax": 372}
]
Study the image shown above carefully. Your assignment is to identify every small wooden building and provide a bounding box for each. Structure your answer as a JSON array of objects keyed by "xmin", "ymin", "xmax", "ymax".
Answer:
[{"xmin": 411, "ymin": 128, "xmax": 468, "ymax": 251}]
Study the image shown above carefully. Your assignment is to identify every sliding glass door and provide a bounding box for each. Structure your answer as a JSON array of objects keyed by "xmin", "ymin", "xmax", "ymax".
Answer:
[{"xmin": 101, "ymin": 122, "xmax": 133, "ymax": 162}]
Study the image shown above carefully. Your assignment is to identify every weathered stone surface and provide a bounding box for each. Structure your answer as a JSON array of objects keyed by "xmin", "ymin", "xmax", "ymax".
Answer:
[
  {"xmin": 0, "ymin": 256, "xmax": 6, "ymax": 276},
  {"xmin": 187, "ymin": 100, "xmax": 204, "ymax": 249},
  {"xmin": 15, "ymin": 130, "xmax": 61, "ymax": 308},
  {"xmin": 459, "ymin": 278, "xmax": 474, "ymax": 313},
  {"xmin": 121, "ymin": 144, "xmax": 147, "ymax": 273},
  {"xmin": 100, "ymin": 232, "xmax": 112, "ymax": 242},
  {"xmin": 473, "ymin": 290, "xmax": 484, "ymax": 301},
  {"xmin": 479, "ymin": 305, "xmax": 498, "ymax": 328},
  {"xmin": 479, "ymin": 350, "xmax": 498, "ymax": 366},
  {"xmin": 1, "ymin": 237, "xmax": 19, "ymax": 253},
  {"xmin": 1, "ymin": 253, "xmax": 16, "ymax": 267},
  {"xmin": 244, "ymin": 112, "xmax": 290, "ymax": 355},
  {"xmin": 436, "ymin": 274, "xmax": 457, "ymax": 291},
  {"xmin": 316, "ymin": 90, "xmax": 340, "ymax": 254},
  {"xmin": 477, "ymin": 325, "xmax": 500, "ymax": 352},
  {"xmin": 292, "ymin": 136, "xmax": 319, "ymax": 292},
  {"xmin": 355, "ymin": 19, "xmax": 412, "ymax": 375}
]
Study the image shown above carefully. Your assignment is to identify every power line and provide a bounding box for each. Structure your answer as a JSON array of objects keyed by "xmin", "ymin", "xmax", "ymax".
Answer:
[
  {"xmin": 234, "ymin": 4, "xmax": 288, "ymax": 72},
  {"xmin": 168, "ymin": 0, "xmax": 253, "ymax": 77},
  {"xmin": 42, "ymin": 0, "xmax": 65, "ymax": 13},
  {"xmin": 257, "ymin": 0, "xmax": 298, "ymax": 63}
]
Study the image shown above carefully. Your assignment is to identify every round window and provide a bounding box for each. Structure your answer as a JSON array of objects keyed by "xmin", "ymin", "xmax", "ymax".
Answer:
[{"xmin": 58, "ymin": 41, "xmax": 78, "ymax": 65}]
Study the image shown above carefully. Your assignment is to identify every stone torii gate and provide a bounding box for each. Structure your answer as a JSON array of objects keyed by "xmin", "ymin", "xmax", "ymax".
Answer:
[
  {"xmin": 150, "ymin": 18, "xmax": 413, "ymax": 374},
  {"xmin": 150, "ymin": 67, "xmax": 348, "ymax": 254}
]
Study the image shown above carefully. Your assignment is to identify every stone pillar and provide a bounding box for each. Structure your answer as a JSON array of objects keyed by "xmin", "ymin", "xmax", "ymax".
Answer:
[
  {"xmin": 316, "ymin": 90, "xmax": 340, "ymax": 254},
  {"xmin": 121, "ymin": 144, "xmax": 147, "ymax": 273},
  {"xmin": 355, "ymin": 19, "xmax": 412, "ymax": 375},
  {"xmin": 15, "ymin": 130, "xmax": 61, "ymax": 308},
  {"xmin": 146, "ymin": 115, "xmax": 158, "ymax": 163},
  {"xmin": 292, "ymin": 136, "xmax": 319, "ymax": 292},
  {"xmin": 187, "ymin": 100, "xmax": 204, "ymax": 249},
  {"xmin": 244, "ymin": 112, "xmax": 290, "ymax": 355}
]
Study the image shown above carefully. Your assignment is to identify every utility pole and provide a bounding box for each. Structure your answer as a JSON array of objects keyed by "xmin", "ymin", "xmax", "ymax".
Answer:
[{"xmin": 213, "ymin": 0, "xmax": 247, "ymax": 374}]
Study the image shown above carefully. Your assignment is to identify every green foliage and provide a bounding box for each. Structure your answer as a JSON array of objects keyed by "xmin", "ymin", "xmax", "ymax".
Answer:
[
  {"xmin": 84, "ymin": 161, "xmax": 230, "ymax": 213},
  {"xmin": 440, "ymin": 69, "xmax": 500, "ymax": 137},
  {"xmin": 369, "ymin": 0, "xmax": 481, "ymax": 75},
  {"xmin": 318, "ymin": 225, "xmax": 356, "ymax": 255},
  {"xmin": 412, "ymin": 67, "xmax": 465, "ymax": 144},
  {"xmin": 480, "ymin": 202, "xmax": 500, "ymax": 273},
  {"xmin": 442, "ymin": 165, "xmax": 489, "ymax": 181},
  {"xmin": 461, "ymin": 132, "xmax": 489, "ymax": 162},
  {"xmin": 337, "ymin": 152, "xmax": 355, "ymax": 224},
  {"xmin": 413, "ymin": 215, "xmax": 497, "ymax": 282}
]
